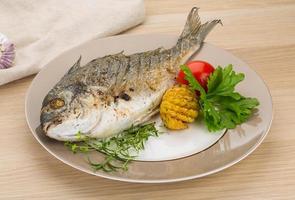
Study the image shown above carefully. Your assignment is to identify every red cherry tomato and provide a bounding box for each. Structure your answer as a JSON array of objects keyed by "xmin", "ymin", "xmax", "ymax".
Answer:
[{"xmin": 177, "ymin": 60, "xmax": 215, "ymax": 90}]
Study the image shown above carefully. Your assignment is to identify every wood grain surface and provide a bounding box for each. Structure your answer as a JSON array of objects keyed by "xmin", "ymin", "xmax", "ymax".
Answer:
[{"xmin": 1, "ymin": 0, "xmax": 295, "ymax": 199}]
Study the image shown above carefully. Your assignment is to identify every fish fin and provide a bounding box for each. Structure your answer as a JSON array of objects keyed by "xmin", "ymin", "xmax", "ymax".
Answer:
[
  {"xmin": 118, "ymin": 50, "xmax": 125, "ymax": 55},
  {"xmin": 155, "ymin": 47, "xmax": 165, "ymax": 53},
  {"xmin": 115, "ymin": 50, "xmax": 126, "ymax": 57},
  {"xmin": 179, "ymin": 7, "xmax": 222, "ymax": 41},
  {"xmin": 67, "ymin": 56, "xmax": 82, "ymax": 74},
  {"xmin": 104, "ymin": 51, "xmax": 125, "ymax": 58}
]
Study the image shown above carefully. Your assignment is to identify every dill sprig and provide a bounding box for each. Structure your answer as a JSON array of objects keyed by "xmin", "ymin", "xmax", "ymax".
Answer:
[{"xmin": 64, "ymin": 123, "xmax": 159, "ymax": 172}]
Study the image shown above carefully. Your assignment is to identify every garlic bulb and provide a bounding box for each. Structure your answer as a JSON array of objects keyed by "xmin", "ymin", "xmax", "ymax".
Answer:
[{"xmin": 0, "ymin": 33, "xmax": 15, "ymax": 69}]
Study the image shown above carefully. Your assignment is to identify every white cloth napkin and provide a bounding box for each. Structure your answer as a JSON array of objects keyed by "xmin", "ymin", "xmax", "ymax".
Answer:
[{"xmin": 0, "ymin": 0, "xmax": 145, "ymax": 85}]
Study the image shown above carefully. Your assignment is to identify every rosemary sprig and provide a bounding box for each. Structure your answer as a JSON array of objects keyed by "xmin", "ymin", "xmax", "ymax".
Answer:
[{"xmin": 64, "ymin": 123, "xmax": 159, "ymax": 172}]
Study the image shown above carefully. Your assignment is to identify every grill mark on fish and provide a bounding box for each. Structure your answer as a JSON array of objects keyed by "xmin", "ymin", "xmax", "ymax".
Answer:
[
  {"xmin": 137, "ymin": 53, "xmax": 143, "ymax": 83},
  {"xmin": 120, "ymin": 57, "xmax": 130, "ymax": 90},
  {"xmin": 107, "ymin": 58, "xmax": 120, "ymax": 93},
  {"xmin": 122, "ymin": 56, "xmax": 130, "ymax": 82},
  {"xmin": 127, "ymin": 54, "xmax": 140, "ymax": 88},
  {"xmin": 113, "ymin": 55, "xmax": 125, "ymax": 87},
  {"xmin": 151, "ymin": 53, "xmax": 160, "ymax": 68}
]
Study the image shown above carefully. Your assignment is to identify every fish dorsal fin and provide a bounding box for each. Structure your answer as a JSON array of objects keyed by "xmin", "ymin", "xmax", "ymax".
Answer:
[
  {"xmin": 106, "ymin": 50, "xmax": 125, "ymax": 58},
  {"xmin": 89, "ymin": 51, "xmax": 125, "ymax": 64},
  {"xmin": 116, "ymin": 50, "xmax": 125, "ymax": 56},
  {"xmin": 67, "ymin": 56, "xmax": 82, "ymax": 74},
  {"xmin": 154, "ymin": 47, "xmax": 165, "ymax": 54}
]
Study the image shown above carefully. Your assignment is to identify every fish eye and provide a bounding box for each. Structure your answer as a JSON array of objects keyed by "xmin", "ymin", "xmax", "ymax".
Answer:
[{"xmin": 50, "ymin": 98, "xmax": 65, "ymax": 109}]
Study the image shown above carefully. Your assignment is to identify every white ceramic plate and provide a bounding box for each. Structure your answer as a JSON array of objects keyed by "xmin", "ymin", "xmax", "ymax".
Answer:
[{"xmin": 25, "ymin": 34, "xmax": 273, "ymax": 183}]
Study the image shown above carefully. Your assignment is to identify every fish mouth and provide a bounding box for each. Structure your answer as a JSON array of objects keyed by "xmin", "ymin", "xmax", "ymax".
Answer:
[
  {"xmin": 41, "ymin": 121, "xmax": 52, "ymax": 133},
  {"xmin": 42, "ymin": 120, "xmax": 80, "ymax": 141},
  {"xmin": 41, "ymin": 118, "xmax": 62, "ymax": 135},
  {"xmin": 47, "ymin": 130, "xmax": 78, "ymax": 141},
  {"xmin": 40, "ymin": 111, "xmax": 63, "ymax": 134}
]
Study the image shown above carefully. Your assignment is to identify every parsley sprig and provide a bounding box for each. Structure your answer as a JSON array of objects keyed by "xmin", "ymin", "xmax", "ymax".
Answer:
[
  {"xmin": 64, "ymin": 123, "xmax": 159, "ymax": 172},
  {"xmin": 181, "ymin": 64, "xmax": 259, "ymax": 131}
]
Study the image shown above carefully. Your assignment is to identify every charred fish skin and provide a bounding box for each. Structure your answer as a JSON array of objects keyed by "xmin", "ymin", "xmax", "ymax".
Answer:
[{"xmin": 40, "ymin": 7, "xmax": 221, "ymax": 141}]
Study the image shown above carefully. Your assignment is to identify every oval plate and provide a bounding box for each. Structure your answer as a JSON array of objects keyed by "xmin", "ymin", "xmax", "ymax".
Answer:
[{"xmin": 25, "ymin": 34, "xmax": 273, "ymax": 183}]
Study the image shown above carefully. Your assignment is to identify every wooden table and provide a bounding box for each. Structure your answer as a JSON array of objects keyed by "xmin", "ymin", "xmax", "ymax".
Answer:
[{"xmin": 1, "ymin": 0, "xmax": 295, "ymax": 199}]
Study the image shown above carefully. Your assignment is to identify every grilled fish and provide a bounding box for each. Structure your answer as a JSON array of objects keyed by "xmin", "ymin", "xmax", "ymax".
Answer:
[{"xmin": 40, "ymin": 7, "xmax": 221, "ymax": 141}]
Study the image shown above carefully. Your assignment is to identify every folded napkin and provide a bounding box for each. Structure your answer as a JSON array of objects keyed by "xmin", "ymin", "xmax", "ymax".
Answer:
[{"xmin": 0, "ymin": 0, "xmax": 145, "ymax": 85}]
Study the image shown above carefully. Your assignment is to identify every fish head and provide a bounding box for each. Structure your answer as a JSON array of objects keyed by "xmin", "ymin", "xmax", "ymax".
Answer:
[{"xmin": 40, "ymin": 82, "xmax": 101, "ymax": 141}]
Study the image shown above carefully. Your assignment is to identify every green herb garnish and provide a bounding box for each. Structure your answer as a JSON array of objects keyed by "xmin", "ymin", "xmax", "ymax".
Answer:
[
  {"xmin": 65, "ymin": 123, "xmax": 159, "ymax": 172},
  {"xmin": 181, "ymin": 64, "xmax": 259, "ymax": 131}
]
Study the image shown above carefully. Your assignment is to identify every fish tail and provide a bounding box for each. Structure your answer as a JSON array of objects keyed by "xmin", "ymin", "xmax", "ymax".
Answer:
[
  {"xmin": 173, "ymin": 7, "xmax": 221, "ymax": 63},
  {"xmin": 179, "ymin": 7, "xmax": 222, "ymax": 42}
]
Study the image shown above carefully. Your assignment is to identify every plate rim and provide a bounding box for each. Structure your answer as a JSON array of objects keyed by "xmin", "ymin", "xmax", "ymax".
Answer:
[{"xmin": 25, "ymin": 33, "xmax": 273, "ymax": 183}]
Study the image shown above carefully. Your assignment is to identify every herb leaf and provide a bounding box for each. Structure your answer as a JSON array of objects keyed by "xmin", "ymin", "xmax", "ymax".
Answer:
[
  {"xmin": 180, "ymin": 65, "xmax": 206, "ymax": 98},
  {"xmin": 181, "ymin": 64, "xmax": 259, "ymax": 132},
  {"xmin": 207, "ymin": 65, "xmax": 244, "ymax": 100}
]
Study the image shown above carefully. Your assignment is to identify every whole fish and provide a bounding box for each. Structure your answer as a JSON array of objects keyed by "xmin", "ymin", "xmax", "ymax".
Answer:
[{"xmin": 40, "ymin": 7, "xmax": 221, "ymax": 141}]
